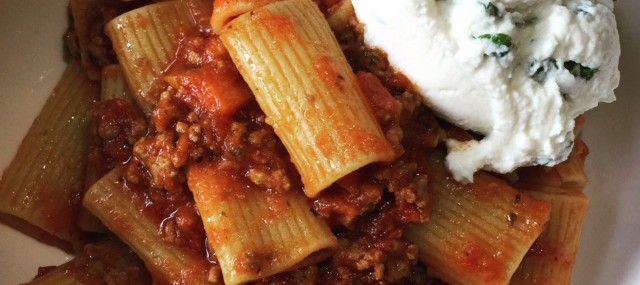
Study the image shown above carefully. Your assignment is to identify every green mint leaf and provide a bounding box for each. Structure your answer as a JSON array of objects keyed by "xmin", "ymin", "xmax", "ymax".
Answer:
[
  {"xmin": 478, "ymin": 33, "xmax": 512, "ymax": 47},
  {"xmin": 564, "ymin": 60, "xmax": 598, "ymax": 81}
]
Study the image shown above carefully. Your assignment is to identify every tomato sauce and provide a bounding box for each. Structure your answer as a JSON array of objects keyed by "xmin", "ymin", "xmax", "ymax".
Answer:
[{"xmin": 91, "ymin": 3, "xmax": 450, "ymax": 284}]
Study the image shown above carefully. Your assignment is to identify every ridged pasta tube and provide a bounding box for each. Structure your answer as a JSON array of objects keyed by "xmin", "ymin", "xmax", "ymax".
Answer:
[
  {"xmin": 404, "ymin": 153, "xmax": 552, "ymax": 285},
  {"xmin": 511, "ymin": 191, "xmax": 589, "ymax": 285},
  {"xmin": 188, "ymin": 161, "xmax": 337, "ymax": 284},
  {"xmin": 105, "ymin": 1, "xmax": 195, "ymax": 115},
  {"xmin": 83, "ymin": 168, "xmax": 214, "ymax": 285},
  {"xmin": 0, "ymin": 61, "xmax": 97, "ymax": 245},
  {"xmin": 220, "ymin": 0, "xmax": 395, "ymax": 197}
]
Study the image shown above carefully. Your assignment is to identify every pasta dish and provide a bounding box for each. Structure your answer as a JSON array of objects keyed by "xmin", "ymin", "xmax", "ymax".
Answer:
[{"xmin": 0, "ymin": 0, "xmax": 619, "ymax": 284}]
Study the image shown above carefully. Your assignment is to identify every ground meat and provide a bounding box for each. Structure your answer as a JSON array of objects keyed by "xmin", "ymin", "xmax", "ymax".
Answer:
[
  {"xmin": 122, "ymin": 157, "xmax": 207, "ymax": 255},
  {"xmin": 313, "ymin": 96, "xmax": 437, "ymax": 228},
  {"xmin": 133, "ymin": 133, "xmax": 185, "ymax": 192},
  {"xmin": 101, "ymin": 20, "xmax": 447, "ymax": 285},
  {"xmin": 152, "ymin": 88, "xmax": 191, "ymax": 133},
  {"xmin": 94, "ymin": 99, "xmax": 148, "ymax": 164},
  {"xmin": 316, "ymin": 199, "xmax": 430, "ymax": 285},
  {"xmin": 313, "ymin": 173, "xmax": 384, "ymax": 227},
  {"xmin": 113, "ymin": 34, "xmax": 302, "ymax": 263},
  {"xmin": 217, "ymin": 106, "xmax": 299, "ymax": 194},
  {"xmin": 34, "ymin": 238, "xmax": 152, "ymax": 285},
  {"xmin": 86, "ymin": 99, "xmax": 148, "ymax": 187}
]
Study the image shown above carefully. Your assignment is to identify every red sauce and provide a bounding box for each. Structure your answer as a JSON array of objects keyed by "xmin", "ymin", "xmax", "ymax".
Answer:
[
  {"xmin": 94, "ymin": 99, "xmax": 147, "ymax": 164},
  {"xmin": 98, "ymin": 22, "xmax": 434, "ymax": 284},
  {"xmin": 128, "ymin": 29, "xmax": 436, "ymax": 282},
  {"xmin": 166, "ymin": 64, "xmax": 252, "ymax": 119},
  {"xmin": 188, "ymin": 160, "xmax": 251, "ymax": 202},
  {"xmin": 62, "ymin": 239, "xmax": 151, "ymax": 285},
  {"xmin": 184, "ymin": 0, "xmax": 213, "ymax": 34},
  {"xmin": 235, "ymin": 248, "xmax": 275, "ymax": 274},
  {"xmin": 315, "ymin": 199, "xmax": 427, "ymax": 284},
  {"xmin": 527, "ymin": 240, "xmax": 573, "ymax": 266},
  {"xmin": 342, "ymin": 123, "xmax": 395, "ymax": 159},
  {"xmin": 313, "ymin": 54, "xmax": 344, "ymax": 91},
  {"xmin": 253, "ymin": 11, "xmax": 296, "ymax": 39},
  {"xmin": 84, "ymin": 4, "xmax": 562, "ymax": 284},
  {"xmin": 121, "ymin": 168, "xmax": 208, "ymax": 257},
  {"xmin": 357, "ymin": 72, "xmax": 402, "ymax": 128},
  {"xmin": 214, "ymin": 0, "xmax": 279, "ymax": 15},
  {"xmin": 457, "ymin": 242, "xmax": 506, "ymax": 284}
]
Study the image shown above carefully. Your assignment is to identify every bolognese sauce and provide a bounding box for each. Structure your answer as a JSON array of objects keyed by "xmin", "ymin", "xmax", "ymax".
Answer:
[{"xmin": 88, "ymin": 1, "xmax": 449, "ymax": 284}]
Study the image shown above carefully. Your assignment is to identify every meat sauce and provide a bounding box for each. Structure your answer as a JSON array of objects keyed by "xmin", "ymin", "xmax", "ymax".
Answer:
[{"xmin": 90, "ymin": 1, "xmax": 448, "ymax": 284}]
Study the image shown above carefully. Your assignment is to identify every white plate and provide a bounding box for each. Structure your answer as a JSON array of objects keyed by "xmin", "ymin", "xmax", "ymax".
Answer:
[{"xmin": 0, "ymin": 1, "xmax": 638, "ymax": 284}]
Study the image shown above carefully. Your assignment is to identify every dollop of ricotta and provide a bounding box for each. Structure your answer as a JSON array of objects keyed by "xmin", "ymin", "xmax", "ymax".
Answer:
[{"xmin": 352, "ymin": 0, "xmax": 620, "ymax": 181}]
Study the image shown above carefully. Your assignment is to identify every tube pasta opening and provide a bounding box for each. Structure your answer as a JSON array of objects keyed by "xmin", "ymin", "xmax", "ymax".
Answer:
[{"xmin": 220, "ymin": 0, "xmax": 395, "ymax": 197}]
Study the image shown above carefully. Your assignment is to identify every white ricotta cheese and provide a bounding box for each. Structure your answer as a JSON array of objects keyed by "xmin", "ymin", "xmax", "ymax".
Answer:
[{"xmin": 352, "ymin": 0, "xmax": 620, "ymax": 181}]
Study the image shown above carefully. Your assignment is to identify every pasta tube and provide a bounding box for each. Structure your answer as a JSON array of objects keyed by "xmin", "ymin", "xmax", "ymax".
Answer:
[
  {"xmin": 511, "ymin": 191, "xmax": 589, "ymax": 285},
  {"xmin": 77, "ymin": 64, "xmax": 136, "ymax": 234},
  {"xmin": 404, "ymin": 153, "xmax": 552, "ymax": 285},
  {"xmin": 220, "ymin": 0, "xmax": 395, "ymax": 197},
  {"xmin": 83, "ymin": 168, "xmax": 213, "ymax": 285},
  {"xmin": 0, "ymin": 61, "xmax": 97, "ymax": 244},
  {"xmin": 187, "ymin": 161, "xmax": 337, "ymax": 284},
  {"xmin": 106, "ymin": 1, "xmax": 195, "ymax": 115}
]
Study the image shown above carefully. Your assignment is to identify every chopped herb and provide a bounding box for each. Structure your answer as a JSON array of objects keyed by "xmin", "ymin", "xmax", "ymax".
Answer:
[
  {"xmin": 478, "ymin": 33, "xmax": 512, "ymax": 57},
  {"xmin": 478, "ymin": 33, "xmax": 512, "ymax": 47},
  {"xmin": 529, "ymin": 58, "xmax": 557, "ymax": 83},
  {"xmin": 572, "ymin": 2, "xmax": 595, "ymax": 15},
  {"xmin": 564, "ymin": 60, "xmax": 598, "ymax": 80},
  {"xmin": 574, "ymin": 7, "xmax": 589, "ymax": 15},
  {"xmin": 484, "ymin": 2, "xmax": 499, "ymax": 17}
]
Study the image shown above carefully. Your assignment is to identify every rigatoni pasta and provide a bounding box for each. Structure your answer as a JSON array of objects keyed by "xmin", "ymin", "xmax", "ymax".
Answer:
[
  {"xmin": 404, "ymin": 153, "xmax": 552, "ymax": 285},
  {"xmin": 221, "ymin": 0, "xmax": 396, "ymax": 197},
  {"xmin": 106, "ymin": 1, "xmax": 196, "ymax": 115},
  {"xmin": 0, "ymin": 61, "xmax": 97, "ymax": 245},
  {"xmin": 76, "ymin": 64, "xmax": 137, "ymax": 234},
  {"xmin": 511, "ymin": 191, "xmax": 589, "ymax": 285},
  {"xmin": 188, "ymin": 161, "xmax": 337, "ymax": 284},
  {"xmin": 512, "ymin": 140, "xmax": 590, "ymax": 285},
  {"xmin": 83, "ymin": 168, "xmax": 213, "ymax": 285}
]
